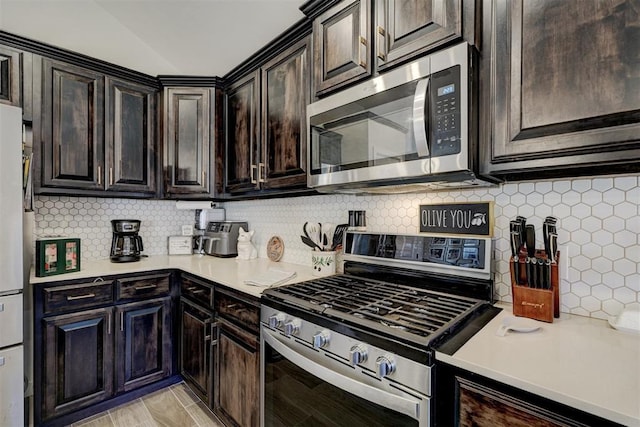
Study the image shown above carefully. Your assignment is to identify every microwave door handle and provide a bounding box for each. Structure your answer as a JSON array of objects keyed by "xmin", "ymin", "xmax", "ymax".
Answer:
[{"xmin": 413, "ymin": 77, "xmax": 430, "ymax": 158}]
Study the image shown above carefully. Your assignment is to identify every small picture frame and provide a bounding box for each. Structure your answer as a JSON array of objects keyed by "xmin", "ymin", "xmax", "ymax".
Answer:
[{"xmin": 36, "ymin": 237, "xmax": 81, "ymax": 277}]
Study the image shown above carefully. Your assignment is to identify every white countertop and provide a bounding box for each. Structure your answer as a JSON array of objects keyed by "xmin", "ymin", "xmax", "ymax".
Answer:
[
  {"xmin": 30, "ymin": 254, "xmax": 318, "ymax": 298},
  {"xmin": 436, "ymin": 304, "xmax": 640, "ymax": 426}
]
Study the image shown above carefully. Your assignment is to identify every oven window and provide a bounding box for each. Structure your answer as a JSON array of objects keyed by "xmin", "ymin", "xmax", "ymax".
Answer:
[{"xmin": 264, "ymin": 344, "xmax": 418, "ymax": 427}]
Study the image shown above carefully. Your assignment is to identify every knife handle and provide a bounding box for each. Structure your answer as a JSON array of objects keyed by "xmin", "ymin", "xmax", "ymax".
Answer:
[{"xmin": 525, "ymin": 224, "xmax": 536, "ymax": 258}]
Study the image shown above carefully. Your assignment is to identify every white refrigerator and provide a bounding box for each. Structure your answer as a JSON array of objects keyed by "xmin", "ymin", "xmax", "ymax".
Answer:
[{"xmin": 0, "ymin": 104, "xmax": 25, "ymax": 426}]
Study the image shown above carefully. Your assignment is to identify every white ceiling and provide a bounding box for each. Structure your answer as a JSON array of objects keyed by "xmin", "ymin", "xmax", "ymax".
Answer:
[{"xmin": 0, "ymin": 0, "xmax": 307, "ymax": 77}]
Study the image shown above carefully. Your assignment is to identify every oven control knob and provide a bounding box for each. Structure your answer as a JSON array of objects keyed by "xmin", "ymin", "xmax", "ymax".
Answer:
[
  {"xmin": 268, "ymin": 313, "xmax": 286, "ymax": 329},
  {"xmin": 312, "ymin": 330, "xmax": 331, "ymax": 349},
  {"xmin": 349, "ymin": 345, "xmax": 368, "ymax": 365},
  {"xmin": 284, "ymin": 319, "xmax": 301, "ymax": 337},
  {"xmin": 375, "ymin": 355, "xmax": 396, "ymax": 378}
]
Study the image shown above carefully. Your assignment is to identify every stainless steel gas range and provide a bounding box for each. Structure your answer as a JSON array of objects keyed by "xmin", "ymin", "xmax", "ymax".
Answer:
[{"xmin": 260, "ymin": 231, "xmax": 500, "ymax": 427}]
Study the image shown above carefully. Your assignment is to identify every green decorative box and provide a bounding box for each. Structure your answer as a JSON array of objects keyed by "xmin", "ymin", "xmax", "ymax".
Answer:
[{"xmin": 35, "ymin": 237, "xmax": 81, "ymax": 277}]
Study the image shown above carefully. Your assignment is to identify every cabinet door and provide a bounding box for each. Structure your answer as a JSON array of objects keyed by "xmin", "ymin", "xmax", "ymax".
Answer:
[
  {"xmin": 484, "ymin": 0, "xmax": 640, "ymax": 178},
  {"xmin": 375, "ymin": 0, "xmax": 462, "ymax": 71},
  {"xmin": 313, "ymin": 0, "xmax": 371, "ymax": 96},
  {"xmin": 0, "ymin": 45, "xmax": 21, "ymax": 107},
  {"xmin": 42, "ymin": 307, "xmax": 114, "ymax": 421},
  {"xmin": 105, "ymin": 77, "xmax": 157, "ymax": 194},
  {"xmin": 41, "ymin": 59, "xmax": 105, "ymax": 190},
  {"xmin": 261, "ymin": 37, "xmax": 310, "ymax": 190},
  {"xmin": 456, "ymin": 377, "xmax": 588, "ymax": 427},
  {"xmin": 115, "ymin": 297, "xmax": 172, "ymax": 393},
  {"xmin": 179, "ymin": 299, "xmax": 214, "ymax": 406},
  {"xmin": 164, "ymin": 87, "xmax": 211, "ymax": 195},
  {"xmin": 214, "ymin": 319, "xmax": 259, "ymax": 427},
  {"xmin": 225, "ymin": 71, "xmax": 260, "ymax": 194}
]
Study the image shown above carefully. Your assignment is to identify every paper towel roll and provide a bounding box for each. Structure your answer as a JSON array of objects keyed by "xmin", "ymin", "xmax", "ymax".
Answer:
[{"xmin": 175, "ymin": 201, "xmax": 217, "ymax": 210}]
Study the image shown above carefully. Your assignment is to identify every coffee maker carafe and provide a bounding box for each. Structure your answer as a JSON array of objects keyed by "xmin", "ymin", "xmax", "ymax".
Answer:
[{"xmin": 110, "ymin": 219, "xmax": 144, "ymax": 262}]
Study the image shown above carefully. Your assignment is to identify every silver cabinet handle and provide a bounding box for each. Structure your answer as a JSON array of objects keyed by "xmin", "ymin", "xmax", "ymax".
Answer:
[
  {"xmin": 258, "ymin": 163, "xmax": 266, "ymax": 183},
  {"xmin": 0, "ymin": 303, "xmax": 4, "ymax": 312},
  {"xmin": 377, "ymin": 26, "xmax": 386, "ymax": 60},
  {"xmin": 107, "ymin": 313, "xmax": 111, "ymax": 335},
  {"xmin": 109, "ymin": 167, "xmax": 114, "ymax": 186},
  {"xmin": 93, "ymin": 277, "xmax": 105, "ymax": 283},
  {"xmin": 358, "ymin": 36, "xmax": 367, "ymax": 68},
  {"xmin": 97, "ymin": 165, "xmax": 102, "ymax": 186},
  {"xmin": 120, "ymin": 312, "xmax": 124, "ymax": 332},
  {"xmin": 67, "ymin": 293, "xmax": 95, "ymax": 301},
  {"xmin": 251, "ymin": 164, "xmax": 257, "ymax": 184},
  {"xmin": 134, "ymin": 284, "xmax": 157, "ymax": 291},
  {"xmin": 0, "ymin": 356, "xmax": 5, "ymax": 366}
]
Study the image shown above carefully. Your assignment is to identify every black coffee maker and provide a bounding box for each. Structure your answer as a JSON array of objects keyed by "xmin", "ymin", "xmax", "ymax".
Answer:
[{"xmin": 110, "ymin": 219, "xmax": 144, "ymax": 262}]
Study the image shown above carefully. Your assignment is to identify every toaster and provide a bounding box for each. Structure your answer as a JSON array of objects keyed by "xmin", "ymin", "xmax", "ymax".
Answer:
[{"xmin": 202, "ymin": 221, "xmax": 248, "ymax": 257}]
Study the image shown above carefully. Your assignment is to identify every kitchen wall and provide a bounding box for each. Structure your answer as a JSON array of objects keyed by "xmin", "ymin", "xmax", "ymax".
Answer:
[
  {"xmin": 32, "ymin": 197, "xmax": 193, "ymax": 260},
  {"xmin": 34, "ymin": 173, "xmax": 639, "ymax": 319}
]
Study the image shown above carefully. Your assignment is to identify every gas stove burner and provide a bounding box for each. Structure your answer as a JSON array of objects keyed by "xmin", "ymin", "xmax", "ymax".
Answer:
[{"xmin": 380, "ymin": 320, "xmax": 408, "ymax": 331}]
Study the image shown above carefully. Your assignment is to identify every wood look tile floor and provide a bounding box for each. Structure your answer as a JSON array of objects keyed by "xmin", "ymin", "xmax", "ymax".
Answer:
[{"xmin": 69, "ymin": 383, "xmax": 225, "ymax": 427}]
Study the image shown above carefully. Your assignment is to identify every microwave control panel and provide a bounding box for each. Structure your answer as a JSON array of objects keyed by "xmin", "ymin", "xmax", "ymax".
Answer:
[{"xmin": 430, "ymin": 65, "xmax": 461, "ymax": 157}]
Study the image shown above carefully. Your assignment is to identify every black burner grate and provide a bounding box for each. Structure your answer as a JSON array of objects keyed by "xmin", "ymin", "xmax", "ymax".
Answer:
[{"xmin": 268, "ymin": 274, "xmax": 482, "ymax": 340}]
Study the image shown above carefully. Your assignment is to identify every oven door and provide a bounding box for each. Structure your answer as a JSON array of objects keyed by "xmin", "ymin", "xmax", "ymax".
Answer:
[{"xmin": 261, "ymin": 326, "xmax": 430, "ymax": 427}]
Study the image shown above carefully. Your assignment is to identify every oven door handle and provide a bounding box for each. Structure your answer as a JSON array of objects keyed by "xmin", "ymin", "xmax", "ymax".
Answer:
[
  {"xmin": 413, "ymin": 77, "xmax": 430, "ymax": 158},
  {"xmin": 263, "ymin": 329, "xmax": 423, "ymax": 421}
]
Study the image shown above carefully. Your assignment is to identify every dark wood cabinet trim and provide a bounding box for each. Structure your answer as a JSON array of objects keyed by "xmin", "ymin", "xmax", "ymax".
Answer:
[
  {"xmin": 0, "ymin": 31, "xmax": 158, "ymax": 88},
  {"xmin": 223, "ymin": 18, "xmax": 311, "ymax": 84},
  {"xmin": 300, "ymin": 0, "xmax": 345, "ymax": 19}
]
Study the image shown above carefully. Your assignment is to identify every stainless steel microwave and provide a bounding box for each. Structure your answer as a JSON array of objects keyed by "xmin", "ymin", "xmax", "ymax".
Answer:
[{"xmin": 307, "ymin": 42, "xmax": 497, "ymax": 194}]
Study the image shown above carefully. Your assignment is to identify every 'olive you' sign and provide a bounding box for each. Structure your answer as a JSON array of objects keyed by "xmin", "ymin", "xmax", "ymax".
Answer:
[{"xmin": 419, "ymin": 202, "xmax": 493, "ymax": 237}]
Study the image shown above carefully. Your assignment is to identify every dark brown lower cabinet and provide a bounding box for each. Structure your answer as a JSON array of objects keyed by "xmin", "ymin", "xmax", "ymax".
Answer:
[
  {"xmin": 179, "ymin": 298, "xmax": 214, "ymax": 406},
  {"xmin": 42, "ymin": 307, "xmax": 115, "ymax": 421},
  {"xmin": 214, "ymin": 318, "xmax": 260, "ymax": 427},
  {"xmin": 115, "ymin": 297, "xmax": 172, "ymax": 393},
  {"xmin": 36, "ymin": 272, "xmax": 176, "ymax": 426},
  {"xmin": 436, "ymin": 363, "xmax": 624, "ymax": 427}
]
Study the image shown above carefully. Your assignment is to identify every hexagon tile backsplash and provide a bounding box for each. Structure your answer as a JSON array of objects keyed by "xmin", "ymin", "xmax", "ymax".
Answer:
[
  {"xmin": 34, "ymin": 174, "xmax": 639, "ymax": 319},
  {"xmin": 34, "ymin": 197, "xmax": 194, "ymax": 260}
]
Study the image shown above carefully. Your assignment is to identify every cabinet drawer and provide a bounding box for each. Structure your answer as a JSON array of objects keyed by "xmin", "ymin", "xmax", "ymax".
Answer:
[
  {"xmin": 215, "ymin": 290, "xmax": 259, "ymax": 332},
  {"xmin": 43, "ymin": 280, "xmax": 114, "ymax": 314},
  {"xmin": 181, "ymin": 275, "xmax": 214, "ymax": 308},
  {"xmin": 116, "ymin": 273, "xmax": 170, "ymax": 302}
]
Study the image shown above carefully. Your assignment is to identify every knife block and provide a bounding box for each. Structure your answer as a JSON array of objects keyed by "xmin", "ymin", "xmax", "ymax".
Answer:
[{"xmin": 510, "ymin": 251, "xmax": 560, "ymax": 323}]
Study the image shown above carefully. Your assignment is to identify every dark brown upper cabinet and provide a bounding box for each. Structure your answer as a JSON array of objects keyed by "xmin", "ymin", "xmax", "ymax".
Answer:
[
  {"xmin": 261, "ymin": 37, "xmax": 310, "ymax": 190},
  {"xmin": 312, "ymin": 0, "xmax": 371, "ymax": 96},
  {"xmin": 482, "ymin": 0, "xmax": 640, "ymax": 179},
  {"xmin": 225, "ymin": 71, "xmax": 260, "ymax": 194},
  {"xmin": 40, "ymin": 58, "xmax": 105, "ymax": 191},
  {"xmin": 163, "ymin": 87, "xmax": 213, "ymax": 196},
  {"xmin": 305, "ymin": 0, "xmax": 470, "ymax": 97},
  {"xmin": 105, "ymin": 77, "xmax": 157, "ymax": 194},
  {"xmin": 374, "ymin": 0, "xmax": 462, "ymax": 72},
  {"xmin": 0, "ymin": 44, "xmax": 21, "ymax": 107},
  {"xmin": 36, "ymin": 57, "xmax": 158, "ymax": 196},
  {"xmin": 225, "ymin": 36, "xmax": 310, "ymax": 196}
]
